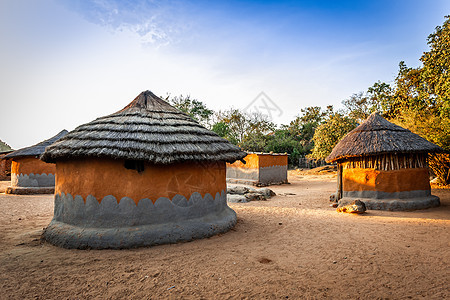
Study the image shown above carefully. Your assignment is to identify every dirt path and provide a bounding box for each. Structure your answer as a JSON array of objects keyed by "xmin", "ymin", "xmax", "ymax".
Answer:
[{"xmin": 0, "ymin": 175, "xmax": 449, "ymax": 299}]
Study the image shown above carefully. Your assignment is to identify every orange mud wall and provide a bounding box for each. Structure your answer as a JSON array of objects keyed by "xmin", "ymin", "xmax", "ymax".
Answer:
[
  {"xmin": 11, "ymin": 157, "xmax": 55, "ymax": 175},
  {"xmin": 257, "ymin": 154, "xmax": 288, "ymax": 168},
  {"xmin": 343, "ymin": 168, "xmax": 430, "ymax": 193},
  {"xmin": 227, "ymin": 153, "xmax": 259, "ymax": 169},
  {"xmin": 227, "ymin": 153, "xmax": 288, "ymax": 169},
  {"xmin": 226, "ymin": 153, "xmax": 288, "ymax": 184},
  {"xmin": 55, "ymin": 158, "xmax": 226, "ymax": 204}
]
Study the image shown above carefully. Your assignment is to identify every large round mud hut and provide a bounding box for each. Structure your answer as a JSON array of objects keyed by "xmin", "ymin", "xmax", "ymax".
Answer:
[
  {"xmin": 326, "ymin": 112, "xmax": 442, "ymax": 211},
  {"xmin": 41, "ymin": 90, "xmax": 246, "ymax": 249},
  {"xmin": 4, "ymin": 130, "xmax": 68, "ymax": 194}
]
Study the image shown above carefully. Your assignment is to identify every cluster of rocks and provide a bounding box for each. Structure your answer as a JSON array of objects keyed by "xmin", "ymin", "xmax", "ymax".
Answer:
[{"xmin": 227, "ymin": 185, "xmax": 276, "ymax": 203}]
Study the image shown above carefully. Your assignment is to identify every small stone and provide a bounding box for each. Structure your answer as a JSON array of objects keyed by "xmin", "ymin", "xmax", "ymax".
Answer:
[
  {"xmin": 278, "ymin": 222, "xmax": 283, "ymax": 225},
  {"xmin": 329, "ymin": 193, "xmax": 336, "ymax": 202},
  {"xmin": 336, "ymin": 200, "xmax": 366, "ymax": 214},
  {"xmin": 333, "ymin": 261, "xmax": 337, "ymax": 264}
]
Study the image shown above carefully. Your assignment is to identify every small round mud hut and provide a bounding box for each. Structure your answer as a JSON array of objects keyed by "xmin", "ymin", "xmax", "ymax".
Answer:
[
  {"xmin": 41, "ymin": 91, "xmax": 246, "ymax": 249},
  {"xmin": 326, "ymin": 112, "xmax": 442, "ymax": 211},
  {"xmin": 5, "ymin": 130, "xmax": 68, "ymax": 194}
]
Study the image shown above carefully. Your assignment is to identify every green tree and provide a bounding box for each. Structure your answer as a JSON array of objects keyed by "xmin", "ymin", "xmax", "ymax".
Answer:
[
  {"xmin": 420, "ymin": 15, "xmax": 450, "ymax": 118},
  {"xmin": 287, "ymin": 105, "xmax": 333, "ymax": 154},
  {"xmin": 390, "ymin": 17, "xmax": 450, "ymax": 184},
  {"xmin": 214, "ymin": 109, "xmax": 248, "ymax": 145},
  {"xmin": 240, "ymin": 113, "xmax": 275, "ymax": 151},
  {"xmin": 211, "ymin": 122, "xmax": 230, "ymax": 138},
  {"xmin": 342, "ymin": 91, "xmax": 371, "ymax": 123},
  {"xmin": 168, "ymin": 94, "xmax": 214, "ymax": 127},
  {"xmin": 309, "ymin": 114, "xmax": 357, "ymax": 160},
  {"xmin": 367, "ymin": 81, "xmax": 394, "ymax": 116},
  {"xmin": 264, "ymin": 129, "xmax": 304, "ymax": 166}
]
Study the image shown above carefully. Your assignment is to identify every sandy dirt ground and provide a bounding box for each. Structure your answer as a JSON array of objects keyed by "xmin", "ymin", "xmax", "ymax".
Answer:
[{"xmin": 0, "ymin": 174, "xmax": 449, "ymax": 299}]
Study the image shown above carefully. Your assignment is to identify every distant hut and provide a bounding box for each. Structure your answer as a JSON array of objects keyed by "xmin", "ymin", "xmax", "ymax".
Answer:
[
  {"xmin": 326, "ymin": 112, "xmax": 442, "ymax": 211},
  {"xmin": 5, "ymin": 130, "xmax": 68, "ymax": 194},
  {"xmin": 0, "ymin": 139, "xmax": 14, "ymax": 180},
  {"xmin": 227, "ymin": 152, "xmax": 288, "ymax": 186},
  {"xmin": 41, "ymin": 90, "xmax": 246, "ymax": 249}
]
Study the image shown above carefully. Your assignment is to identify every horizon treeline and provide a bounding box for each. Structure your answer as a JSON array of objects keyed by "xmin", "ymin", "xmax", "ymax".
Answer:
[{"xmin": 168, "ymin": 16, "xmax": 450, "ymax": 184}]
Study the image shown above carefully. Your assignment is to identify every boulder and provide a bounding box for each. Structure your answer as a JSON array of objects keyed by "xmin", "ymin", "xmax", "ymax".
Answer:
[
  {"xmin": 226, "ymin": 185, "xmax": 275, "ymax": 202},
  {"xmin": 244, "ymin": 192, "xmax": 266, "ymax": 201},
  {"xmin": 255, "ymin": 187, "xmax": 276, "ymax": 198},
  {"xmin": 227, "ymin": 194, "xmax": 249, "ymax": 203},
  {"xmin": 337, "ymin": 200, "xmax": 366, "ymax": 214},
  {"xmin": 227, "ymin": 185, "xmax": 249, "ymax": 195}
]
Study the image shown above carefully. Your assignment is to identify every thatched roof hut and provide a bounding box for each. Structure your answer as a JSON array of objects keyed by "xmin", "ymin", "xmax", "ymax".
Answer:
[
  {"xmin": 5, "ymin": 130, "xmax": 68, "ymax": 160},
  {"xmin": 42, "ymin": 90, "xmax": 246, "ymax": 249},
  {"xmin": 42, "ymin": 92, "xmax": 244, "ymax": 164},
  {"xmin": 326, "ymin": 112, "xmax": 442, "ymax": 163},
  {"xmin": 5, "ymin": 130, "xmax": 68, "ymax": 194},
  {"xmin": 326, "ymin": 112, "xmax": 442, "ymax": 210}
]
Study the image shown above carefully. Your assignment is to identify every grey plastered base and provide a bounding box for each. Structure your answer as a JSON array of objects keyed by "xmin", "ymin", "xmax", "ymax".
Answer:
[
  {"xmin": 259, "ymin": 165, "xmax": 288, "ymax": 185},
  {"xmin": 43, "ymin": 190, "xmax": 237, "ymax": 249},
  {"xmin": 339, "ymin": 190, "xmax": 440, "ymax": 211},
  {"xmin": 226, "ymin": 166, "xmax": 288, "ymax": 186},
  {"xmin": 11, "ymin": 173, "xmax": 55, "ymax": 188},
  {"xmin": 226, "ymin": 167, "xmax": 258, "ymax": 181}
]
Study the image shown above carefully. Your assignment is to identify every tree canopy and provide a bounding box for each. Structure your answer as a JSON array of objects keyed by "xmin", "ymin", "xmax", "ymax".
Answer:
[{"xmin": 163, "ymin": 16, "xmax": 449, "ymax": 182}]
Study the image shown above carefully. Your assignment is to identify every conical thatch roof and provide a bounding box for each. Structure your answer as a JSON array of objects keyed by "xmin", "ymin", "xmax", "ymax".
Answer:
[
  {"xmin": 326, "ymin": 112, "xmax": 442, "ymax": 163},
  {"xmin": 41, "ymin": 91, "xmax": 247, "ymax": 164},
  {"xmin": 0, "ymin": 139, "xmax": 13, "ymax": 154},
  {"xmin": 5, "ymin": 130, "xmax": 68, "ymax": 159}
]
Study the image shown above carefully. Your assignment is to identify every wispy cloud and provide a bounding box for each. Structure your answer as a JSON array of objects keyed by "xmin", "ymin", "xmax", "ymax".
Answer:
[{"xmin": 62, "ymin": 0, "xmax": 191, "ymax": 47}]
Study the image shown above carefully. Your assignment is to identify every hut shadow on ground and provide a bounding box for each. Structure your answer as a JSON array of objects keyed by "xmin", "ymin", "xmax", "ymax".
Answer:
[{"xmin": 358, "ymin": 188, "xmax": 450, "ymax": 221}]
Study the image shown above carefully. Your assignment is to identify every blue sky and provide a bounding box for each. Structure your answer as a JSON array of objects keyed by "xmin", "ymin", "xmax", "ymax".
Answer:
[{"xmin": 1, "ymin": 0, "xmax": 448, "ymax": 148}]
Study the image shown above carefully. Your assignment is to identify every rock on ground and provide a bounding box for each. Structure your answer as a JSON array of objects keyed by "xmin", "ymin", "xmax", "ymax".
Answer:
[
  {"xmin": 244, "ymin": 192, "xmax": 266, "ymax": 201},
  {"xmin": 227, "ymin": 186, "xmax": 250, "ymax": 195},
  {"xmin": 337, "ymin": 200, "xmax": 366, "ymax": 214},
  {"xmin": 227, "ymin": 194, "xmax": 249, "ymax": 203},
  {"xmin": 227, "ymin": 185, "xmax": 276, "ymax": 203}
]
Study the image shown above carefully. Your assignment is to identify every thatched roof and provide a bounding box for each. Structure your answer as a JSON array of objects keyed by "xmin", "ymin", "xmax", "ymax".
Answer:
[
  {"xmin": 5, "ymin": 130, "xmax": 68, "ymax": 159},
  {"xmin": 0, "ymin": 139, "xmax": 13, "ymax": 154},
  {"xmin": 326, "ymin": 112, "xmax": 443, "ymax": 163},
  {"xmin": 41, "ymin": 91, "xmax": 247, "ymax": 164}
]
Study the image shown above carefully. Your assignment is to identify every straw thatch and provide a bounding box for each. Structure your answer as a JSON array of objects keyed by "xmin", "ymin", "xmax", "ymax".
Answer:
[
  {"xmin": 326, "ymin": 112, "xmax": 442, "ymax": 163},
  {"xmin": 5, "ymin": 130, "xmax": 68, "ymax": 159},
  {"xmin": 41, "ymin": 91, "xmax": 247, "ymax": 164},
  {"xmin": 0, "ymin": 139, "xmax": 13, "ymax": 154},
  {"xmin": 341, "ymin": 153, "xmax": 428, "ymax": 171}
]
